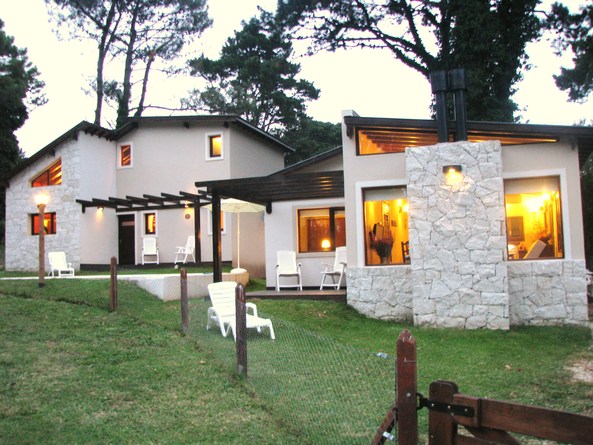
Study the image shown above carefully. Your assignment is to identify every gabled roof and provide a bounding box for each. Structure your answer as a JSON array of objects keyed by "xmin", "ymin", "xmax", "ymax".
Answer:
[
  {"xmin": 3, "ymin": 115, "xmax": 293, "ymax": 184},
  {"xmin": 276, "ymin": 146, "xmax": 342, "ymax": 175},
  {"xmin": 344, "ymin": 116, "xmax": 593, "ymax": 168},
  {"xmin": 3, "ymin": 121, "xmax": 117, "ymax": 184}
]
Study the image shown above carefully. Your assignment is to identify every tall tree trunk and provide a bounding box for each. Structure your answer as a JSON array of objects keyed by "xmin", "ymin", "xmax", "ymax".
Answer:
[
  {"xmin": 117, "ymin": 7, "xmax": 138, "ymax": 127},
  {"xmin": 134, "ymin": 50, "xmax": 155, "ymax": 117}
]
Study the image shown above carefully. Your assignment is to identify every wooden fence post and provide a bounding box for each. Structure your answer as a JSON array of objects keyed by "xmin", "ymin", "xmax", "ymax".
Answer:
[
  {"xmin": 372, "ymin": 329, "xmax": 418, "ymax": 445},
  {"xmin": 427, "ymin": 381, "xmax": 458, "ymax": 445},
  {"xmin": 109, "ymin": 256, "xmax": 118, "ymax": 312},
  {"xmin": 235, "ymin": 283, "xmax": 247, "ymax": 377},
  {"xmin": 397, "ymin": 329, "xmax": 418, "ymax": 445},
  {"xmin": 180, "ymin": 269, "xmax": 189, "ymax": 335}
]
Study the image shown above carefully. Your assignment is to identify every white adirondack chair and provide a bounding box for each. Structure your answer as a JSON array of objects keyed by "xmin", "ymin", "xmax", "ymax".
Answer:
[
  {"xmin": 275, "ymin": 250, "xmax": 302, "ymax": 291},
  {"xmin": 320, "ymin": 246, "xmax": 347, "ymax": 290},
  {"xmin": 206, "ymin": 281, "xmax": 275, "ymax": 341},
  {"xmin": 141, "ymin": 237, "xmax": 159, "ymax": 265},
  {"xmin": 48, "ymin": 251, "xmax": 75, "ymax": 278},
  {"xmin": 174, "ymin": 236, "xmax": 196, "ymax": 264}
]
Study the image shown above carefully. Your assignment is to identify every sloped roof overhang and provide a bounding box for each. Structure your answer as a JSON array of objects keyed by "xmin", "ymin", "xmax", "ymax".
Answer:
[{"xmin": 344, "ymin": 116, "xmax": 593, "ymax": 168}]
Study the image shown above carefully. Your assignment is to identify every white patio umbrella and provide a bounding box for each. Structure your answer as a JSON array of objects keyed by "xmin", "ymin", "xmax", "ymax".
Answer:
[{"xmin": 206, "ymin": 198, "xmax": 265, "ymax": 272}]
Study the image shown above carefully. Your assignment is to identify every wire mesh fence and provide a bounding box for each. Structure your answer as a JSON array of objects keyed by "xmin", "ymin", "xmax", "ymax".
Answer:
[{"xmin": 189, "ymin": 297, "xmax": 396, "ymax": 445}]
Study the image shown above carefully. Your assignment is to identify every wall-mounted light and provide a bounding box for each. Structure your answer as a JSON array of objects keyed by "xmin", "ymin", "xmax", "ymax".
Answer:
[
  {"xmin": 98, "ymin": 206, "xmax": 104, "ymax": 211},
  {"xmin": 442, "ymin": 165, "xmax": 462, "ymax": 174}
]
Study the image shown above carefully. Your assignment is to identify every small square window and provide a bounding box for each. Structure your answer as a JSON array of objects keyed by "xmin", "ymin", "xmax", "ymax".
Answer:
[
  {"xmin": 31, "ymin": 212, "xmax": 57, "ymax": 235},
  {"xmin": 207, "ymin": 134, "xmax": 223, "ymax": 160},
  {"xmin": 118, "ymin": 142, "xmax": 133, "ymax": 168}
]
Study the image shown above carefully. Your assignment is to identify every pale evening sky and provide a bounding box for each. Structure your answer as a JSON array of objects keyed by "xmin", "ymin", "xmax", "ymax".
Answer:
[{"xmin": 1, "ymin": 0, "xmax": 592, "ymax": 157}]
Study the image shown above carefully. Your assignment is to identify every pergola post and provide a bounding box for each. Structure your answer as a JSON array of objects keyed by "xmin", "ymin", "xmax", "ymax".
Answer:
[
  {"xmin": 193, "ymin": 197, "xmax": 202, "ymax": 264},
  {"xmin": 211, "ymin": 191, "xmax": 222, "ymax": 282}
]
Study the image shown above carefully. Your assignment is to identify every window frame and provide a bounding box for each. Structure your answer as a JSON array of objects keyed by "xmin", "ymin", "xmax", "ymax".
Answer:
[
  {"xmin": 142, "ymin": 211, "xmax": 157, "ymax": 236},
  {"xmin": 503, "ymin": 170, "xmax": 570, "ymax": 260},
  {"xmin": 117, "ymin": 142, "xmax": 133, "ymax": 169},
  {"xmin": 297, "ymin": 206, "xmax": 346, "ymax": 253},
  {"xmin": 31, "ymin": 212, "xmax": 57, "ymax": 235},
  {"xmin": 31, "ymin": 159, "xmax": 62, "ymax": 187},
  {"xmin": 205, "ymin": 133, "xmax": 223, "ymax": 161},
  {"xmin": 356, "ymin": 179, "xmax": 409, "ymax": 266}
]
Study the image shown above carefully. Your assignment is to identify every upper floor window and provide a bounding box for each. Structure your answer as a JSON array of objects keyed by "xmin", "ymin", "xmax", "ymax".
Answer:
[
  {"xmin": 207, "ymin": 134, "xmax": 223, "ymax": 160},
  {"xmin": 363, "ymin": 186, "xmax": 409, "ymax": 265},
  {"xmin": 298, "ymin": 207, "xmax": 345, "ymax": 253},
  {"xmin": 118, "ymin": 142, "xmax": 133, "ymax": 168},
  {"xmin": 31, "ymin": 212, "xmax": 57, "ymax": 235},
  {"xmin": 32, "ymin": 160, "xmax": 62, "ymax": 187},
  {"xmin": 504, "ymin": 176, "xmax": 564, "ymax": 260},
  {"xmin": 144, "ymin": 212, "xmax": 157, "ymax": 235}
]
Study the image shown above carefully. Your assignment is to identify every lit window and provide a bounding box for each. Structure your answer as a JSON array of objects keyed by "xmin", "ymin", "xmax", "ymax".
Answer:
[
  {"xmin": 144, "ymin": 212, "xmax": 156, "ymax": 235},
  {"xmin": 363, "ymin": 187, "xmax": 409, "ymax": 265},
  {"xmin": 118, "ymin": 142, "xmax": 133, "ymax": 168},
  {"xmin": 32, "ymin": 160, "xmax": 62, "ymax": 187},
  {"xmin": 504, "ymin": 176, "xmax": 564, "ymax": 260},
  {"xmin": 297, "ymin": 208, "xmax": 345, "ymax": 253},
  {"xmin": 208, "ymin": 134, "xmax": 223, "ymax": 159},
  {"xmin": 31, "ymin": 212, "xmax": 57, "ymax": 235}
]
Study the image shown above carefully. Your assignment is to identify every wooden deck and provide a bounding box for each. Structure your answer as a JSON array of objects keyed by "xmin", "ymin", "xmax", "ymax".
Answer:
[{"xmin": 246, "ymin": 289, "xmax": 346, "ymax": 303}]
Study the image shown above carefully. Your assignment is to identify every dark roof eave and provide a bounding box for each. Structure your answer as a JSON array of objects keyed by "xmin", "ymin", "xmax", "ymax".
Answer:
[
  {"xmin": 121, "ymin": 115, "xmax": 294, "ymax": 153},
  {"xmin": 344, "ymin": 116, "xmax": 593, "ymax": 168},
  {"xmin": 2, "ymin": 121, "xmax": 116, "ymax": 184}
]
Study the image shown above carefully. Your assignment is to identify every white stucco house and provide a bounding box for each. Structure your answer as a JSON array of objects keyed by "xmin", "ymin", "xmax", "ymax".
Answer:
[
  {"xmin": 199, "ymin": 111, "xmax": 593, "ymax": 329},
  {"xmin": 3, "ymin": 115, "xmax": 291, "ymax": 276}
]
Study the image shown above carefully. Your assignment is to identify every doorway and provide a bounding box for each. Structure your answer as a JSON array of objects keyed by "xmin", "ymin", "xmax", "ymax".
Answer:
[{"xmin": 118, "ymin": 214, "xmax": 135, "ymax": 265}]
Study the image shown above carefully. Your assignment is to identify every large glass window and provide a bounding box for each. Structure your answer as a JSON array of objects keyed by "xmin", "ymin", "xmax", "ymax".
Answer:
[
  {"xmin": 31, "ymin": 212, "xmax": 57, "ymax": 235},
  {"xmin": 363, "ymin": 187, "xmax": 409, "ymax": 265},
  {"xmin": 31, "ymin": 160, "xmax": 62, "ymax": 187},
  {"xmin": 504, "ymin": 176, "xmax": 564, "ymax": 260},
  {"xmin": 298, "ymin": 207, "xmax": 345, "ymax": 253}
]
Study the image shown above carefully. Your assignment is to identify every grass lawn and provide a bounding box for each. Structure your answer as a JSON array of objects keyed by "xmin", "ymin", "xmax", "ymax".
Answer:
[{"xmin": 1, "ymin": 278, "xmax": 592, "ymax": 444}]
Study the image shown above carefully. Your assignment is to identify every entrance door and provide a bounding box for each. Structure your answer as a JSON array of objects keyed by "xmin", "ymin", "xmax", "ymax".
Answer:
[{"xmin": 118, "ymin": 214, "xmax": 136, "ymax": 265}]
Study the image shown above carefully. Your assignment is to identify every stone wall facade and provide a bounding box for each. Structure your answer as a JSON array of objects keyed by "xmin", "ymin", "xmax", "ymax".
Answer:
[
  {"xmin": 5, "ymin": 139, "xmax": 82, "ymax": 271},
  {"xmin": 508, "ymin": 259, "xmax": 589, "ymax": 326},
  {"xmin": 346, "ymin": 266, "xmax": 413, "ymax": 322},
  {"xmin": 407, "ymin": 141, "xmax": 509, "ymax": 329}
]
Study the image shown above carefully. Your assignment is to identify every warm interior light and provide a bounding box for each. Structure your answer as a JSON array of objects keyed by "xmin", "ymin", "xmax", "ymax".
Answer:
[
  {"xmin": 34, "ymin": 193, "xmax": 49, "ymax": 206},
  {"xmin": 321, "ymin": 239, "xmax": 331, "ymax": 250}
]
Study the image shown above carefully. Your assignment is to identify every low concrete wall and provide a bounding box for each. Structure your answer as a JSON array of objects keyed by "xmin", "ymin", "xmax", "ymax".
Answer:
[{"xmin": 122, "ymin": 270, "xmax": 249, "ymax": 301}]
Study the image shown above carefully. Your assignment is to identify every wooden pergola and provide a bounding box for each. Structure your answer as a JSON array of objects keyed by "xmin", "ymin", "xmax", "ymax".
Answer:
[{"xmin": 77, "ymin": 170, "xmax": 345, "ymax": 281}]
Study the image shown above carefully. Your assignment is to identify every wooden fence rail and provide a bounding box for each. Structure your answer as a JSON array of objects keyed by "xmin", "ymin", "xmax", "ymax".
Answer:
[{"xmin": 374, "ymin": 330, "xmax": 593, "ymax": 445}]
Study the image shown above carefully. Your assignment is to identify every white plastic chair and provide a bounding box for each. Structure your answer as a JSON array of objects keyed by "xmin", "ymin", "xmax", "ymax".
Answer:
[
  {"xmin": 320, "ymin": 246, "xmax": 347, "ymax": 290},
  {"xmin": 206, "ymin": 281, "xmax": 275, "ymax": 341},
  {"xmin": 174, "ymin": 236, "xmax": 196, "ymax": 264},
  {"xmin": 275, "ymin": 250, "xmax": 302, "ymax": 291},
  {"xmin": 48, "ymin": 252, "xmax": 75, "ymax": 278},
  {"xmin": 141, "ymin": 237, "xmax": 159, "ymax": 265}
]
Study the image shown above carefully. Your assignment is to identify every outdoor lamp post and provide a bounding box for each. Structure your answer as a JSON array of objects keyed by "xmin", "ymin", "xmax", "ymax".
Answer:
[{"xmin": 34, "ymin": 193, "xmax": 49, "ymax": 288}]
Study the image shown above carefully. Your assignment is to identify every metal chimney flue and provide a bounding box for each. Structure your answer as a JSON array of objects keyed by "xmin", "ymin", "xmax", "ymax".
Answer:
[
  {"xmin": 448, "ymin": 68, "xmax": 467, "ymax": 141},
  {"xmin": 430, "ymin": 70, "xmax": 448, "ymax": 143},
  {"xmin": 430, "ymin": 68, "xmax": 468, "ymax": 143}
]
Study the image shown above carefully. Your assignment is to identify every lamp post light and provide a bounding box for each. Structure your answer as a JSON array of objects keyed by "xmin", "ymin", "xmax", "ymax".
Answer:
[{"xmin": 34, "ymin": 193, "xmax": 49, "ymax": 288}]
